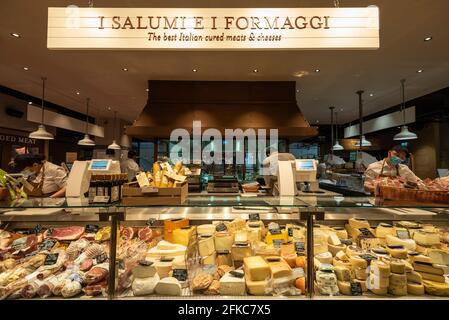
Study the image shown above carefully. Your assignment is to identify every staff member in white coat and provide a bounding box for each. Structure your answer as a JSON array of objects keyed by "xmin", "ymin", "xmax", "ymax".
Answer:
[
  {"xmin": 13, "ymin": 154, "xmax": 68, "ymax": 198},
  {"xmin": 364, "ymin": 145, "xmax": 420, "ymax": 193},
  {"xmin": 120, "ymin": 150, "xmax": 141, "ymax": 182}
]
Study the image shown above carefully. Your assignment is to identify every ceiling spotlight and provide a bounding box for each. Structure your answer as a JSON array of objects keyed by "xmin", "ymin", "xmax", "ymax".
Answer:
[
  {"xmin": 316, "ymin": 120, "xmax": 320, "ymax": 123},
  {"xmin": 296, "ymin": 89, "xmax": 300, "ymax": 93},
  {"xmin": 253, "ymin": 69, "xmax": 258, "ymax": 73},
  {"xmin": 145, "ymin": 88, "xmax": 149, "ymax": 92},
  {"xmin": 76, "ymin": 91, "xmax": 80, "ymax": 95},
  {"xmin": 340, "ymin": 108, "xmax": 344, "ymax": 112},
  {"xmin": 417, "ymin": 69, "xmax": 423, "ymax": 73},
  {"xmin": 23, "ymin": 67, "xmax": 29, "ymax": 71},
  {"xmin": 192, "ymin": 68, "xmax": 198, "ymax": 72},
  {"xmin": 424, "ymin": 36, "xmax": 432, "ymax": 42},
  {"xmin": 28, "ymin": 101, "xmax": 33, "ymax": 105},
  {"xmin": 369, "ymin": 93, "xmax": 374, "ymax": 97},
  {"xmin": 107, "ymin": 107, "xmax": 111, "ymax": 111},
  {"xmin": 314, "ymin": 69, "xmax": 320, "ymax": 73},
  {"xmin": 10, "ymin": 33, "xmax": 20, "ymax": 38},
  {"xmin": 122, "ymin": 67, "xmax": 128, "ymax": 72}
]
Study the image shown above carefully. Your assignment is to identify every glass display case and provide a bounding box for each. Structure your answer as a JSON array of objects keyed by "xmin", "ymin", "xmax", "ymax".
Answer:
[{"xmin": 1, "ymin": 195, "xmax": 449, "ymax": 300}]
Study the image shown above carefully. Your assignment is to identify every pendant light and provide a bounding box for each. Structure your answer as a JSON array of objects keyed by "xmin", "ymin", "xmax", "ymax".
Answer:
[
  {"xmin": 78, "ymin": 98, "xmax": 95, "ymax": 146},
  {"xmin": 394, "ymin": 79, "xmax": 418, "ymax": 141},
  {"xmin": 333, "ymin": 110, "xmax": 344, "ymax": 151},
  {"xmin": 29, "ymin": 77, "xmax": 54, "ymax": 140},
  {"xmin": 354, "ymin": 90, "xmax": 371, "ymax": 148},
  {"xmin": 108, "ymin": 110, "xmax": 121, "ymax": 150}
]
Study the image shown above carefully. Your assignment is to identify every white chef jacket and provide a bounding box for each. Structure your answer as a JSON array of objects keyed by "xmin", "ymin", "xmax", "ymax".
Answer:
[
  {"xmin": 364, "ymin": 159, "xmax": 420, "ymax": 185},
  {"xmin": 121, "ymin": 158, "xmax": 140, "ymax": 181},
  {"xmin": 262, "ymin": 152, "xmax": 296, "ymax": 176},
  {"xmin": 30, "ymin": 161, "xmax": 68, "ymax": 195}
]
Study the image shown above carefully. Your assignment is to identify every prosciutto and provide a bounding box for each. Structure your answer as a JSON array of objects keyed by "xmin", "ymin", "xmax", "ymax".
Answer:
[{"xmin": 44, "ymin": 226, "xmax": 85, "ymax": 241}]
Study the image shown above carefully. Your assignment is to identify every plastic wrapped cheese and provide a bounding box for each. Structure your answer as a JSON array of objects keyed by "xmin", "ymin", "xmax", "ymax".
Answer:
[{"xmin": 155, "ymin": 277, "xmax": 182, "ymax": 296}]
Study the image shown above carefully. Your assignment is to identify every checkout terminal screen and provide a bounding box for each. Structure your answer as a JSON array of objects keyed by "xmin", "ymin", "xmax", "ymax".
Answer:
[
  {"xmin": 296, "ymin": 160, "xmax": 315, "ymax": 170},
  {"xmin": 89, "ymin": 160, "xmax": 110, "ymax": 171}
]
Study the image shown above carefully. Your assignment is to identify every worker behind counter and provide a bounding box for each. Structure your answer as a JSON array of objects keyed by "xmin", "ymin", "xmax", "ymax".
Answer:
[
  {"xmin": 120, "ymin": 150, "xmax": 141, "ymax": 182},
  {"xmin": 13, "ymin": 154, "xmax": 68, "ymax": 198},
  {"xmin": 364, "ymin": 145, "xmax": 420, "ymax": 193}
]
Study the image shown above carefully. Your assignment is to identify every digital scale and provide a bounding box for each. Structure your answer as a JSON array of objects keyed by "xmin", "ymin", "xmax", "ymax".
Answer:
[{"xmin": 275, "ymin": 159, "xmax": 318, "ymax": 197}]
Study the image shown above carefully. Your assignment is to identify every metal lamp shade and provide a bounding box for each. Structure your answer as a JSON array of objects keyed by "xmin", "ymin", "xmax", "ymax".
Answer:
[
  {"xmin": 78, "ymin": 134, "xmax": 95, "ymax": 146},
  {"xmin": 354, "ymin": 135, "xmax": 372, "ymax": 147},
  {"xmin": 394, "ymin": 125, "xmax": 418, "ymax": 141},
  {"xmin": 333, "ymin": 140, "xmax": 344, "ymax": 151},
  {"xmin": 29, "ymin": 124, "xmax": 54, "ymax": 140},
  {"xmin": 107, "ymin": 140, "xmax": 121, "ymax": 150}
]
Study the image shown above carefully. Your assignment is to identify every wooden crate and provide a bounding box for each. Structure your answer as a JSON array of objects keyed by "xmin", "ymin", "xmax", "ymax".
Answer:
[{"xmin": 121, "ymin": 182, "xmax": 188, "ymax": 205}]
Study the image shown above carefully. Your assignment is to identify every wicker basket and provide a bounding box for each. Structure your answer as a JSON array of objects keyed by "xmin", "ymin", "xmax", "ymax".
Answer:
[{"xmin": 380, "ymin": 185, "xmax": 449, "ymax": 204}]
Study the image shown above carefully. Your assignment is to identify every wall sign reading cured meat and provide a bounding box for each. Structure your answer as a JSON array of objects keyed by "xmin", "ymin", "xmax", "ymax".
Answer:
[{"xmin": 47, "ymin": 7, "xmax": 379, "ymax": 50}]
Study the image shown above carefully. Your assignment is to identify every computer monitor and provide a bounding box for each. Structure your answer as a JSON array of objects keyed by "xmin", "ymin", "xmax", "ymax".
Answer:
[
  {"xmin": 88, "ymin": 159, "xmax": 112, "ymax": 171},
  {"xmin": 294, "ymin": 159, "xmax": 317, "ymax": 182}
]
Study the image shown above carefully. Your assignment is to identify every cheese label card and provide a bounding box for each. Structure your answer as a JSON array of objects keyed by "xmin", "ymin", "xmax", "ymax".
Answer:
[
  {"xmin": 44, "ymin": 253, "xmax": 59, "ymax": 266},
  {"xmin": 230, "ymin": 270, "xmax": 245, "ymax": 278},
  {"xmin": 85, "ymin": 224, "xmax": 99, "ymax": 233},
  {"xmin": 340, "ymin": 239, "xmax": 352, "ymax": 246},
  {"xmin": 270, "ymin": 228, "xmax": 282, "ymax": 235},
  {"xmin": 141, "ymin": 186, "xmax": 159, "ymax": 193},
  {"xmin": 396, "ymin": 229, "xmax": 410, "ymax": 240},
  {"xmin": 359, "ymin": 228, "xmax": 374, "ymax": 237},
  {"xmin": 273, "ymin": 239, "xmax": 283, "ymax": 248},
  {"xmin": 96, "ymin": 252, "xmax": 108, "ymax": 264},
  {"xmin": 215, "ymin": 223, "xmax": 227, "ymax": 232},
  {"xmin": 360, "ymin": 253, "xmax": 376, "ymax": 263},
  {"xmin": 38, "ymin": 239, "xmax": 56, "ymax": 251},
  {"xmin": 33, "ymin": 224, "xmax": 43, "ymax": 235},
  {"xmin": 249, "ymin": 213, "xmax": 260, "ymax": 221},
  {"xmin": 160, "ymin": 256, "xmax": 175, "ymax": 262},
  {"xmin": 173, "ymin": 268, "xmax": 188, "ymax": 282},
  {"xmin": 350, "ymin": 281, "xmax": 363, "ymax": 296},
  {"xmin": 93, "ymin": 195, "xmax": 110, "ymax": 203},
  {"xmin": 146, "ymin": 218, "xmax": 157, "ymax": 226},
  {"xmin": 295, "ymin": 242, "xmax": 305, "ymax": 253}
]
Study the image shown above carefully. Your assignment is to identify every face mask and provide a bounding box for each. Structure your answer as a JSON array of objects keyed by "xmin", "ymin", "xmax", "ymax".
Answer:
[{"xmin": 390, "ymin": 156, "xmax": 403, "ymax": 166}]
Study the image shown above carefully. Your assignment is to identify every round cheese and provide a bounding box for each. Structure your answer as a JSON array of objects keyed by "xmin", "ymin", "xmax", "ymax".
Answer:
[
  {"xmin": 385, "ymin": 235, "xmax": 416, "ymax": 251},
  {"xmin": 282, "ymin": 253, "xmax": 297, "ymax": 268},
  {"xmin": 386, "ymin": 245, "xmax": 408, "ymax": 259},
  {"xmin": 370, "ymin": 260, "xmax": 391, "ymax": 278},
  {"xmin": 369, "ymin": 286, "xmax": 388, "ymax": 295},
  {"xmin": 337, "ymin": 281, "xmax": 351, "ymax": 295},
  {"xmin": 333, "ymin": 257, "xmax": 352, "ymax": 269},
  {"xmin": 406, "ymin": 270, "xmax": 423, "ymax": 284},
  {"xmin": 132, "ymin": 274, "xmax": 160, "ymax": 296},
  {"xmin": 315, "ymin": 252, "xmax": 333, "ymax": 265},
  {"xmin": 332, "ymin": 227, "xmax": 348, "ymax": 240},
  {"xmin": 389, "ymin": 273, "xmax": 407, "ymax": 286},
  {"xmin": 407, "ymin": 282, "xmax": 425, "ymax": 295},
  {"xmin": 375, "ymin": 223, "xmax": 395, "ymax": 238},
  {"xmin": 388, "ymin": 283, "xmax": 407, "ymax": 296},
  {"xmin": 346, "ymin": 245, "xmax": 364, "ymax": 258},
  {"xmin": 349, "ymin": 255, "xmax": 368, "ymax": 269},
  {"xmin": 334, "ymin": 266, "xmax": 351, "ymax": 282},
  {"xmin": 389, "ymin": 259, "xmax": 406, "ymax": 274},
  {"xmin": 295, "ymin": 255, "xmax": 306, "ymax": 269},
  {"xmin": 413, "ymin": 230, "xmax": 440, "ymax": 246}
]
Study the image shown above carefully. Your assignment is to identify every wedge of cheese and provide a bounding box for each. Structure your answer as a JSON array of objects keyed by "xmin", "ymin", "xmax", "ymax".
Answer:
[{"xmin": 243, "ymin": 256, "xmax": 271, "ymax": 281}]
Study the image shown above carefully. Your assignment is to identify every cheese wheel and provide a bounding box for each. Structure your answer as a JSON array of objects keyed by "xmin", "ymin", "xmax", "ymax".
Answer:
[
  {"xmin": 337, "ymin": 281, "xmax": 352, "ymax": 295},
  {"xmin": 353, "ymin": 267, "xmax": 368, "ymax": 280},
  {"xmin": 348, "ymin": 218, "xmax": 370, "ymax": 229},
  {"xmin": 370, "ymin": 260, "xmax": 391, "ymax": 278},
  {"xmin": 408, "ymin": 254, "xmax": 432, "ymax": 264},
  {"xmin": 407, "ymin": 270, "xmax": 423, "ymax": 284},
  {"xmin": 407, "ymin": 282, "xmax": 425, "ymax": 295},
  {"xmin": 369, "ymin": 286, "xmax": 388, "ymax": 296},
  {"xmin": 353, "ymin": 279, "xmax": 367, "ymax": 292},
  {"xmin": 389, "ymin": 273, "xmax": 407, "ymax": 286},
  {"xmin": 294, "ymin": 277, "xmax": 306, "ymax": 294},
  {"xmin": 334, "ymin": 266, "xmax": 351, "ymax": 282},
  {"xmin": 333, "ymin": 257, "xmax": 352, "ymax": 269},
  {"xmin": 295, "ymin": 255, "xmax": 306, "ymax": 269},
  {"xmin": 328, "ymin": 243, "xmax": 347, "ymax": 257},
  {"xmin": 385, "ymin": 235, "xmax": 416, "ymax": 251},
  {"xmin": 315, "ymin": 252, "xmax": 333, "ymax": 265},
  {"xmin": 336, "ymin": 251, "xmax": 349, "ymax": 261},
  {"xmin": 375, "ymin": 223, "xmax": 395, "ymax": 238},
  {"xmin": 390, "ymin": 259, "xmax": 406, "ymax": 274},
  {"xmin": 282, "ymin": 253, "xmax": 297, "ymax": 268},
  {"xmin": 332, "ymin": 227, "xmax": 348, "ymax": 240},
  {"xmin": 132, "ymin": 274, "xmax": 160, "ymax": 296},
  {"xmin": 346, "ymin": 245, "xmax": 364, "ymax": 258},
  {"xmin": 386, "ymin": 246, "xmax": 408, "ymax": 259},
  {"xmin": 413, "ymin": 230, "xmax": 440, "ymax": 246},
  {"xmin": 349, "ymin": 255, "xmax": 368, "ymax": 269},
  {"xmin": 313, "ymin": 242, "xmax": 329, "ymax": 255},
  {"xmin": 428, "ymin": 249, "xmax": 449, "ymax": 265},
  {"xmin": 388, "ymin": 284, "xmax": 407, "ymax": 296},
  {"xmin": 422, "ymin": 280, "xmax": 449, "ymax": 296}
]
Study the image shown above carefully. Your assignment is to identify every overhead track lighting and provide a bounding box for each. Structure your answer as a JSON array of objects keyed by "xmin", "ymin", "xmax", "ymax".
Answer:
[
  {"xmin": 394, "ymin": 79, "xmax": 418, "ymax": 141},
  {"xmin": 78, "ymin": 98, "xmax": 95, "ymax": 146}
]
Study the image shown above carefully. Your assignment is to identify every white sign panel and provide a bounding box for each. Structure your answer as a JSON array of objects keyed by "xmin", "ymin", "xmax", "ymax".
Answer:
[{"xmin": 47, "ymin": 7, "xmax": 379, "ymax": 50}]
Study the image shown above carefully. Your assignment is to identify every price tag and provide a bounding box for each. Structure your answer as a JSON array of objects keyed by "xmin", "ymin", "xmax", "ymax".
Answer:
[
  {"xmin": 230, "ymin": 270, "xmax": 244, "ymax": 278},
  {"xmin": 270, "ymin": 228, "xmax": 282, "ymax": 235},
  {"xmin": 249, "ymin": 213, "xmax": 260, "ymax": 221},
  {"xmin": 85, "ymin": 224, "xmax": 99, "ymax": 233},
  {"xmin": 160, "ymin": 256, "xmax": 175, "ymax": 262},
  {"xmin": 33, "ymin": 224, "xmax": 42, "ymax": 235},
  {"xmin": 295, "ymin": 242, "xmax": 305, "ymax": 253},
  {"xmin": 396, "ymin": 229, "xmax": 410, "ymax": 240},
  {"xmin": 93, "ymin": 196, "xmax": 110, "ymax": 203},
  {"xmin": 172, "ymin": 269, "xmax": 188, "ymax": 282},
  {"xmin": 288, "ymin": 227, "xmax": 294, "ymax": 237},
  {"xmin": 38, "ymin": 239, "xmax": 56, "ymax": 251},
  {"xmin": 273, "ymin": 239, "xmax": 283, "ymax": 249},
  {"xmin": 215, "ymin": 223, "xmax": 227, "ymax": 232},
  {"xmin": 350, "ymin": 281, "xmax": 363, "ymax": 296},
  {"xmin": 340, "ymin": 239, "xmax": 352, "ymax": 246},
  {"xmin": 146, "ymin": 218, "xmax": 156, "ymax": 226},
  {"xmin": 96, "ymin": 252, "xmax": 108, "ymax": 264},
  {"xmin": 141, "ymin": 186, "xmax": 159, "ymax": 194},
  {"xmin": 358, "ymin": 228, "xmax": 374, "ymax": 237},
  {"xmin": 360, "ymin": 253, "xmax": 376, "ymax": 263},
  {"xmin": 44, "ymin": 253, "xmax": 59, "ymax": 266}
]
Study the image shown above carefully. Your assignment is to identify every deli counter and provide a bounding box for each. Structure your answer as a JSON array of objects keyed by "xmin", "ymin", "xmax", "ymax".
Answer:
[{"xmin": 0, "ymin": 195, "xmax": 449, "ymax": 300}]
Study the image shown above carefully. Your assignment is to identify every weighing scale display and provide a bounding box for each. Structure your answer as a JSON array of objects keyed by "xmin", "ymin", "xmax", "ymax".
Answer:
[
  {"xmin": 89, "ymin": 160, "xmax": 111, "ymax": 171},
  {"xmin": 296, "ymin": 160, "xmax": 315, "ymax": 171}
]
